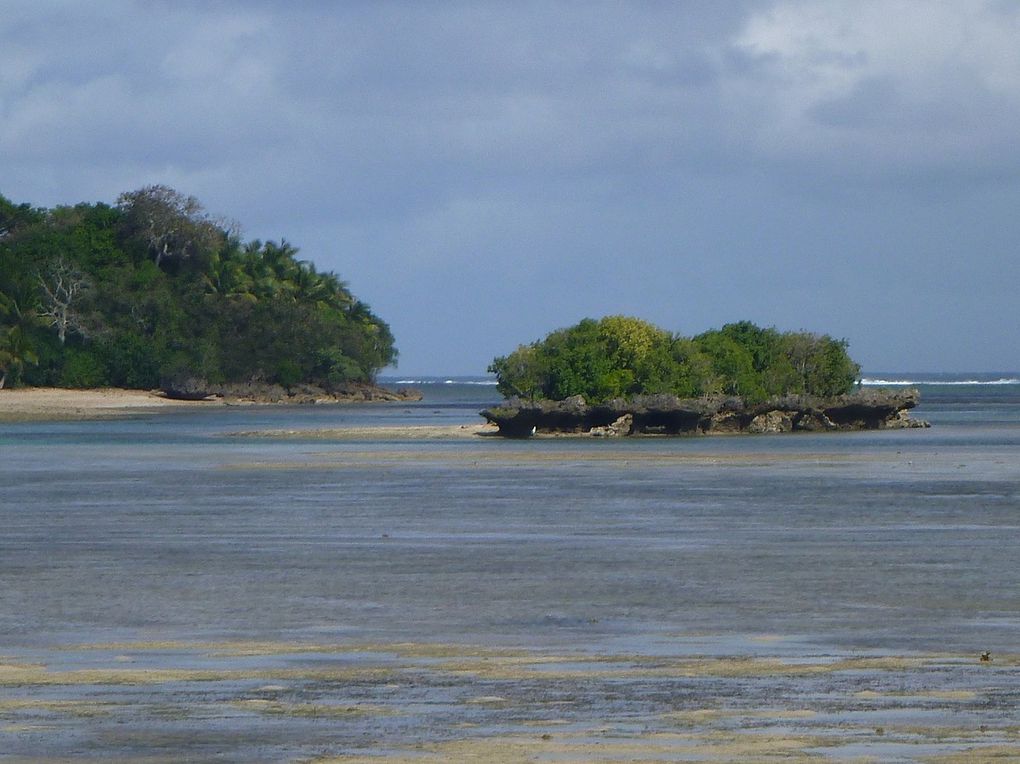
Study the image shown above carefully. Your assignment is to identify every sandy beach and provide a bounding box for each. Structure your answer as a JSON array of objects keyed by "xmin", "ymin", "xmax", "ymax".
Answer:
[
  {"xmin": 0, "ymin": 386, "xmax": 430, "ymax": 423},
  {"xmin": 0, "ymin": 387, "xmax": 217, "ymax": 422},
  {"xmin": 0, "ymin": 387, "xmax": 498, "ymax": 436}
]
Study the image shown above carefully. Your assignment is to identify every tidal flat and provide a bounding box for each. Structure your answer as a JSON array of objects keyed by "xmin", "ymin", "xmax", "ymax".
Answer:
[
  {"xmin": 1, "ymin": 640, "xmax": 1017, "ymax": 762},
  {"xmin": 2, "ymin": 384, "xmax": 1019, "ymax": 760}
]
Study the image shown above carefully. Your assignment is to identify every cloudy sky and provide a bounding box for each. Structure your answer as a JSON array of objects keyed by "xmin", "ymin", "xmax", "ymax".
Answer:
[{"xmin": 3, "ymin": 1, "xmax": 1019, "ymax": 374}]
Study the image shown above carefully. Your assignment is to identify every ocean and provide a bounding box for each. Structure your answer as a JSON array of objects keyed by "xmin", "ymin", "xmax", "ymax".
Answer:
[{"xmin": 1, "ymin": 374, "xmax": 1018, "ymax": 761}]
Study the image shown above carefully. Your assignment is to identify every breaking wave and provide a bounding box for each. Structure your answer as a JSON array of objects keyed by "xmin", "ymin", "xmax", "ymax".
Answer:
[
  {"xmin": 389, "ymin": 378, "xmax": 498, "ymax": 386},
  {"xmin": 862, "ymin": 377, "xmax": 1020, "ymax": 386},
  {"xmin": 386, "ymin": 375, "xmax": 1019, "ymax": 387}
]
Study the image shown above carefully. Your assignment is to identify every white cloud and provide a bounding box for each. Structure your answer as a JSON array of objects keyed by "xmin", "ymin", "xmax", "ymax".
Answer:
[
  {"xmin": 729, "ymin": 0, "xmax": 1020, "ymax": 176},
  {"xmin": 3, "ymin": 1, "xmax": 1020, "ymax": 371}
]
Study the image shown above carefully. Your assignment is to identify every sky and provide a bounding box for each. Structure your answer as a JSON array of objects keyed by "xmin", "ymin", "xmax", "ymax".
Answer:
[{"xmin": 3, "ymin": 1, "xmax": 1019, "ymax": 375}]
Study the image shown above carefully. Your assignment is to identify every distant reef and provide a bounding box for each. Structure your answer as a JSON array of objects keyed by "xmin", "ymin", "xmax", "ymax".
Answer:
[{"xmin": 480, "ymin": 388, "xmax": 928, "ymax": 437}]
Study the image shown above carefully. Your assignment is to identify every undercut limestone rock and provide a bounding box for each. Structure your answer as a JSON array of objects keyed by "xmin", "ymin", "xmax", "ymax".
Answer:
[{"xmin": 481, "ymin": 388, "xmax": 928, "ymax": 437}]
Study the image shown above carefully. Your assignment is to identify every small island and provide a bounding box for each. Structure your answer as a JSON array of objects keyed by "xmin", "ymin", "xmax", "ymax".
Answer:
[
  {"xmin": 0, "ymin": 187, "xmax": 413, "ymax": 402},
  {"xmin": 483, "ymin": 316, "xmax": 928, "ymax": 436}
]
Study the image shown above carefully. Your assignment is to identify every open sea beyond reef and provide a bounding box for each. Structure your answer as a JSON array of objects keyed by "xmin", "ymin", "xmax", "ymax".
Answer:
[{"xmin": 1, "ymin": 374, "xmax": 1018, "ymax": 762}]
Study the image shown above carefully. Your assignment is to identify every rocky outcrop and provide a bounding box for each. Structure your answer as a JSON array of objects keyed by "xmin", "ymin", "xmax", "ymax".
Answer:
[
  {"xmin": 589, "ymin": 414, "xmax": 634, "ymax": 437},
  {"xmin": 160, "ymin": 377, "xmax": 422, "ymax": 404},
  {"xmin": 480, "ymin": 388, "xmax": 928, "ymax": 437}
]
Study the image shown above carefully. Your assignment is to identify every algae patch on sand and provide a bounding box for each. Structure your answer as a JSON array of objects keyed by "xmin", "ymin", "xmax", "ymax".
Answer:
[{"xmin": 3, "ymin": 641, "xmax": 1017, "ymax": 762}]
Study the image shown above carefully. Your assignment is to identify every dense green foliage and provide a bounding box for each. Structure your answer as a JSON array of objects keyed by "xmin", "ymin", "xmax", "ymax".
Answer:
[
  {"xmin": 0, "ymin": 187, "xmax": 395, "ymax": 389},
  {"xmin": 489, "ymin": 317, "xmax": 860, "ymax": 403}
]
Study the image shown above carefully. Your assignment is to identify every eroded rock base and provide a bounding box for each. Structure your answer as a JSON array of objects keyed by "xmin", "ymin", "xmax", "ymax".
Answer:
[{"xmin": 482, "ymin": 388, "xmax": 929, "ymax": 437}]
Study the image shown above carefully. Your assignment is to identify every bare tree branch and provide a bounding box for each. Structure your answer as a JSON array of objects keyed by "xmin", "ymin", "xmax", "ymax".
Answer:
[
  {"xmin": 38, "ymin": 259, "xmax": 92, "ymax": 345},
  {"xmin": 117, "ymin": 185, "xmax": 221, "ymax": 267}
]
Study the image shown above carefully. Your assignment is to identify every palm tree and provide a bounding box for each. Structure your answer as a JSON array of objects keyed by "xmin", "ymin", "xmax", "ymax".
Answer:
[
  {"xmin": 317, "ymin": 271, "xmax": 354, "ymax": 311},
  {"xmin": 258, "ymin": 240, "xmax": 300, "ymax": 299},
  {"xmin": 0, "ymin": 291, "xmax": 44, "ymax": 388},
  {"xmin": 204, "ymin": 239, "xmax": 256, "ymax": 301},
  {"xmin": 292, "ymin": 261, "xmax": 328, "ymax": 304},
  {"xmin": 0, "ymin": 325, "xmax": 39, "ymax": 389}
]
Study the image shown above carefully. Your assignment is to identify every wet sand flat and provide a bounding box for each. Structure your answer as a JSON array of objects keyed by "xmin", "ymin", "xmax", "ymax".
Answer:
[
  {"xmin": 229, "ymin": 423, "xmax": 498, "ymax": 440},
  {"xmin": 1, "ymin": 640, "xmax": 1016, "ymax": 762}
]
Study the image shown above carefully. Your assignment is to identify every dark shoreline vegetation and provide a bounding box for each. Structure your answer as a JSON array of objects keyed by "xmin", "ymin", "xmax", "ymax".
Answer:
[
  {"xmin": 485, "ymin": 316, "xmax": 928, "ymax": 436},
  {"xmin": 0, "ymin": 187, "xmax": 398, "ymax": 398}
]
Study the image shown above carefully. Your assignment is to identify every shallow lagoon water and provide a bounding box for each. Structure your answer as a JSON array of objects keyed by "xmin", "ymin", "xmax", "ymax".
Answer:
[{"xmin": 1, "ymin": 381, "xmax": 1018, "ymax": 761}]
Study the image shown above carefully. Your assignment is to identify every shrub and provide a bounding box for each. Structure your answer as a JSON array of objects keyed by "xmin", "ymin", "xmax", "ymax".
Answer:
[
  {"xmin": 491, "ymin": 317, "xmax": 860, "ymax": 403},
  {"xmin": 59, "ymin": 349, "xmax": 109, "ymax": 388}
]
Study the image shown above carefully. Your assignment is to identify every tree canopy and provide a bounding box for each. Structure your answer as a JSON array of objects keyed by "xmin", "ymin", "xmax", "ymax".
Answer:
[
  {"xmin": 0, "ymin": 187, "xmax": 396, "ymax": 390},
  {"xmin": 489, "ymin": 317, "xmax": 860, "ymax": 403}
]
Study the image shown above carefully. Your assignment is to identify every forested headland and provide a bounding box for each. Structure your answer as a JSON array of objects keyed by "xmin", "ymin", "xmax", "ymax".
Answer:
[
  {"xmin": 0, "ymin": 187, "xmax": 396, "ymax": 392},
  {"xmin": 489, "ymin": 316, "xmax": 861, "ymax": 404}
]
